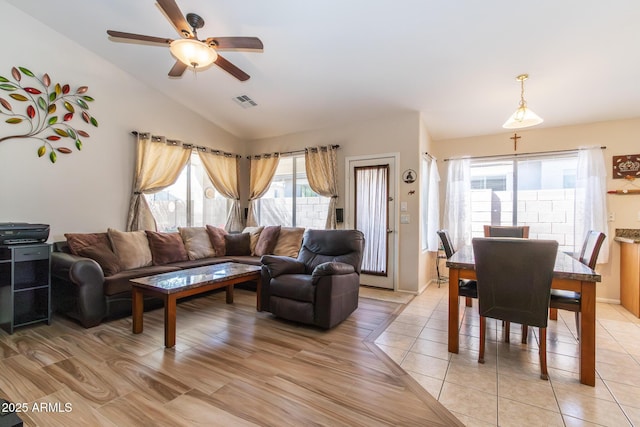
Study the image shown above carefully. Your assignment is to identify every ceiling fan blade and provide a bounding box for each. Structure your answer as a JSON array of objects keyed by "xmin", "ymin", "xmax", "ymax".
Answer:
[
  {"xmin": 157, "ymin": 0, "xmax": 193, "ymax": 38},
  {"xmin": 107, "ymin": 30, "xmax": 172, "ymax": 45},
  {"xmin": 215, "ymin": 55, "xmax": 250, "ymax": 81},
  {"xmin": 205, "ymin": 37, "xmax": 264, "ymax": 50},
  {"xmin": 168, "ymin": 61, "xmax": 188, "ymax": 77}
]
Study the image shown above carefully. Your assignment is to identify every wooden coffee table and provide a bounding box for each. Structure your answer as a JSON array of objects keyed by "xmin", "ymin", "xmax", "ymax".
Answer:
[{"xmin": 130, "ymin": 262, "xmax": 262, "ymax": 348}]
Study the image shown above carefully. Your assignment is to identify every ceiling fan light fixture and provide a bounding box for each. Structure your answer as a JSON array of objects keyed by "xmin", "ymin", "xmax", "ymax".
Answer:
[
  {"xmin": 169, "ymin": 38, "xmax": 217, "ymax": 69},
  {"xmin": 502, "ymin": 73, "xmax": 544, "ymax": 129}
]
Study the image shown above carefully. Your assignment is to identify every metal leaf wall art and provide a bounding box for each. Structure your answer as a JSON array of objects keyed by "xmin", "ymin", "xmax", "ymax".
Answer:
[{"xmin": 0, "ymin": 66, "xmax": 98, "ymax": 163}]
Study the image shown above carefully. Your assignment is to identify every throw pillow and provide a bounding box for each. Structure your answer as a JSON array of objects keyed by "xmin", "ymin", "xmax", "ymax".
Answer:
[
  {"xmin": 273, "ymin": 227, "xmax": 305, "ymax": 258},
  {"xmin": 179, "ymin": 227, "xmax": 216, "ymax": 260},
  {"xmin": 242, "ymin": 226, "xmax": 264, "ymax": 255},
  {"xmin": 205, "ymin": 225, "xmax": 228, "ymax": 256},
  {"xmin": 77, "ymin": 245, "xmax": 122, "ymax": 276},
  {"xmin": 146, "ymin": 231, "xmax": 189, "ymax": 265},
  {"xmin": 254, "ymin": 225, "xmax": 281, "ymax": 256},
  {"xmin": 224, "ymin": 233, "xmax": 251, "ymax": 256},
  {"xmin": 65, "ymin": 232, "xmax": 111, "ymax": 255},
  {"xmin": 65, "ymin": 232, "xmax": 121, "ymax": 276},
  {"xmin": 107, "ymin": 228, "xmax": 153, "ymax": 270}
]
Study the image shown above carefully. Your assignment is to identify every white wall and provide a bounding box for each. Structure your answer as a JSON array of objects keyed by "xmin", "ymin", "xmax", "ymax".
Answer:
[
  {"xmin": 433, "ymin": 117, "xmax": 640, "ymax": 303},
  {"xmin": 248, "ymin": 112, "xmax": 424, "ymax": 293},
  {"xmin": 0, "ymin": 3, "xmax": 243, "ymax": 242},
  {"xmin": 419, "ymin": 114, "xmax": 437, "ymax": 292}
]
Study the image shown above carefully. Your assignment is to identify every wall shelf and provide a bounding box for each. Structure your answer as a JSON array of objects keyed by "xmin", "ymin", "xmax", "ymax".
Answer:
[{"xmin": 608, "ymin": 189, "xmax": 640, "ymax": 195}]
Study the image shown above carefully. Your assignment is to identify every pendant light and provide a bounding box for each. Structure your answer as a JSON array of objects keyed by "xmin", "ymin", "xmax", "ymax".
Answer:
[{"xmin": 502, "ymin": 74, "xmax": 543, "ymax": 129}]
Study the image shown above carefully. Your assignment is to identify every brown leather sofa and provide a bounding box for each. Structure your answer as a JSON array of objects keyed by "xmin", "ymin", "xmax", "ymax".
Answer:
[
  {"xmin": 51, "ymin": 240, "xmax": 261, "ymax": 328},
  {"xmin": 260, "ymin": 229, "xmax": 364, "ymax": 329},
  {"xmin": 50, "ymin": 226, "xmax": 305, "ymax": 328}
]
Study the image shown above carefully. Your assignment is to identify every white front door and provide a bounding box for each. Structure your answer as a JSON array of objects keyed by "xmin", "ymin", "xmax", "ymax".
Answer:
[{"xmin": 346, "ymin": 155, "xmax": 397, "ymax": 289}]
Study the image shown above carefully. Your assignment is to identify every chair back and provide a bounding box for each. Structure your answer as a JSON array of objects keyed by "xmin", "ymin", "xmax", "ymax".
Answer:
[
  {"xmin": 436, "ymin": 230, "xmax": 455, "ymax": 258},
  {"xmin": 578, "ymin": 231, "xmax": 606, "ymax": 270},
  {"xmin": 297, "ymin": 229, "xmax": 365, "ymax": 275},
  {"xmin": 483, "ymin": 225, "xmax": 530, "ymax": 238},
  {"xmin": 472, "ymin": 237, "xmax": 558, "ymax": 328}
]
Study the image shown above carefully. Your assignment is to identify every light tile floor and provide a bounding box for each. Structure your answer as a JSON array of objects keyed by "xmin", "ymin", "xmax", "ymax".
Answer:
[{"xmin": 375, "ymin": 284, "xmax": 640, "ymax": 426}]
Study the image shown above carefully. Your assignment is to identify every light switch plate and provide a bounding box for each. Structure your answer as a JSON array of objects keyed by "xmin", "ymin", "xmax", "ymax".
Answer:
[
  {"xmin": 400, "ymin": 202, "xmax": 407, "ymax": 212},
  {"xmin": 400, "ymin": 214, "xmax": 410, "ymax": 224}
]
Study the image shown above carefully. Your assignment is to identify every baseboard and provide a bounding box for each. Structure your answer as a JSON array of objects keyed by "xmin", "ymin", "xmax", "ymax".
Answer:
[{"xmin": 596, "ymin": 297, "xmax": 620, "ymax": 305}]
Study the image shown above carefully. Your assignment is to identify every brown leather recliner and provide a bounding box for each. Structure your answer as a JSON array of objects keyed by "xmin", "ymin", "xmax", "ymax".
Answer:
[{"xmin": 260, "ymin": 229, "xmax": 364, "ymax": 329}]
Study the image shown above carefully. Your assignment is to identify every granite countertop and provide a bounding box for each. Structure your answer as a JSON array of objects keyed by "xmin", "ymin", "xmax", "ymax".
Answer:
[
  {"xmin": 446, "ymin": 244, "xmax": 601, "ymax": 282},
  {"xmin": 615, "ymin": 229, "xmax": 640, "ymax": 243}
]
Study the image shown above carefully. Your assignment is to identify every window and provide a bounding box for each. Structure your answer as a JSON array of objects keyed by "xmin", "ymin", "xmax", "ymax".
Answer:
[
  {"xmin": 145, "ymin": 152, "xmax": 229, "ymax": 231},
  {"xmin": 257, "ymin": 155, "xmax": 330, "ymax": 229},
  {"xmin": 469, "ymin": 154, "xmax": 578, "ymax": 252}
]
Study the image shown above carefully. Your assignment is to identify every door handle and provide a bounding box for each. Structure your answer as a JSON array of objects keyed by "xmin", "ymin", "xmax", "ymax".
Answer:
[{"xmin": 387, "ymin": 229, "xmax": 393, "ymax": 233}]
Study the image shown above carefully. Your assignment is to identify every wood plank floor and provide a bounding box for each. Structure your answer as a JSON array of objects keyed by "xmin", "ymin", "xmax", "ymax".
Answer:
[{"xmin": 0, "ymin": 289, "xmax": 463, "ymax": 426}]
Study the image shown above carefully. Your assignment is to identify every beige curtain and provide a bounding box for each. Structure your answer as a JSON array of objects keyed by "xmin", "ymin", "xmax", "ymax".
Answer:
[
  {"xmin": 198, "ymin": 150, "xmax": 243, "ymax": 232},
  {"xmin": 126, "ymin": 133, "xmax": 191, "ymax": 231},
  {"xmin": 305, "ymin": 145, "xmax": 339, "ymax": 229},
  {"xmin": 246, "ymin": 154, "xmax": 280, "ymax": 226}
]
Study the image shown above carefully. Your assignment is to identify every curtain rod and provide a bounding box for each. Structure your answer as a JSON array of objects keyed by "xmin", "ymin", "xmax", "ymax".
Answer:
[
  {"xmin": 131, "ymin": 131, "xmax": 241, "ymax": 158},
  {"xmin": 423, "ymin": 152, "xmax": 437, "ymax": 160},
  {"xmin": 443, "ymin": 146, "xmax": 606, "ymax": 162},
  {"xmin": 246, "ymin": 144, "xmax": 340, "ymax": 160}
]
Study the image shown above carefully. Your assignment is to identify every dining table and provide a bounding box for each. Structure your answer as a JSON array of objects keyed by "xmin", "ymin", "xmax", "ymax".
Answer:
[{"xmin": 446, "ymin": 244, "xmax": 601, "ymax": 386}]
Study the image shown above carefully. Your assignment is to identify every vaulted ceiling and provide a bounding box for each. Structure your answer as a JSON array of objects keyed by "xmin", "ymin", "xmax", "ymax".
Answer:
[{"xmin": 7, "ymin": 0, "xmax": 640, "ymax": 141}]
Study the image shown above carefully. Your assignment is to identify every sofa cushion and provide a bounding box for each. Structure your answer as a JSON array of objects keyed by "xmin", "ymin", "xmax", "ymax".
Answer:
[
  {"xmin": 206, "ymin": 225, "xmax": 228, "ymax": 256},
  {"xmin": 108, "ymin": 229, "xmax": 153, "ymax": 270},
  {"xmin": 64, "ymin": 232, "xmax": 121, "ymax": 276},
  {"xmin": 224, "ymin": 233, "xmax": 251, "ymax": 256},
  {"xmin": 254, "ymin": 225, "xmax": 281, "ymax": 256},
  {"xmin": 103, "ymin": 265, "xmax": 181, "ymax": 296},
  {"xmin": 273, "ymin": 227, "xmax": 305, "ymax": 258},
  {"xmin": 65, "ymin": 232, "xmax": 111, "ymax": 254},
  {"xmin": 146, "ymin": 231, "xmax": 189, "ymax": 265},
  {"xmin": 77, "ymin": 245, "xmax": 122, "ymax": 277},
  {"xmin": 169, "ymin": 257, "xmax": 233, "ymax": 269},
  {"xmin": 227, "ymin": 255, "xmax": 262, "ymax": 266},
  {"xmin": 179, "ymin": 227, "xmax": 216, "ymax": 260},
  {"xmin": 243, "ymin": 226, "xmax": 264, "ymax": 255}
]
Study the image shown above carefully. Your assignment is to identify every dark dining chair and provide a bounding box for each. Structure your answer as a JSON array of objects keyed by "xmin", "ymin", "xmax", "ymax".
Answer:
[
  {"xmin": 549, "ymin": 231, "xmax": 606, "ymax": 338},
  {"xmin": 483, "ymin": 224, "xmax": 530, "ymax": 342},
  {"xmin": 437, "ymin": 230, "xmax": 477, "ymax": 306},
  {"xmin": 473, "ymin": 237, "xmax": 558, "ymax": 380}
]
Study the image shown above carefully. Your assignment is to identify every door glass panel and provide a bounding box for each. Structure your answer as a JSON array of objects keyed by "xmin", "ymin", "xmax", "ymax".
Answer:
[{"xmin": 355, "ymin": 165, "xmax": 388, "ymax": 275}]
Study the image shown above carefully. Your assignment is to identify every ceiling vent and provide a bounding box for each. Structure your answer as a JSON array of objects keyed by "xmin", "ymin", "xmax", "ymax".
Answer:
[{"xmin": 233, "ymin": 95, "xmax": 258, "ymax": 109}]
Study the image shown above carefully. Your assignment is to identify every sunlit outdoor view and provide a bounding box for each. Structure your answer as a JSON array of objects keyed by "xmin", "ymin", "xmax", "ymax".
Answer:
[
  {"xmin": 146, "ymin": 153, "xmax": 229, "ymax": 231},
  {"xmin": 258, "ymin": 156, "xmax": 330, "ymax": 229},
  {"xmin": 470, "ymin": 155, "xmax": 578, "ymax": 252}
]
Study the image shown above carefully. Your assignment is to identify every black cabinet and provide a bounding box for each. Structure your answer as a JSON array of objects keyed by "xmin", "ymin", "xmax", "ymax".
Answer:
[{"xmin": 0, "ymin": 244, "xmax": 51, "ymax": 334}]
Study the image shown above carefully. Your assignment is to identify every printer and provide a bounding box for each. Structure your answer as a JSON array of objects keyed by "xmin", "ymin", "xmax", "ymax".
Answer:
[{"xmin": 0, "ymin": 222, "xmax": 50, "ymax": 245}]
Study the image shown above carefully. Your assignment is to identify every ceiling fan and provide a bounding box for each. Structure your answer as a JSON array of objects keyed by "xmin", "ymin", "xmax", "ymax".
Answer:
[{"xmin": 106, "ymin": 0, "xmax": 263, "ymax": 81}]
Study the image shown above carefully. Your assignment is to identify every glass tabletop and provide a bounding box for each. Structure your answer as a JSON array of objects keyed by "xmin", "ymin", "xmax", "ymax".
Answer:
[{"xmin": 130, "ymin": 262, "xmax": 261, "ymax": 292}]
